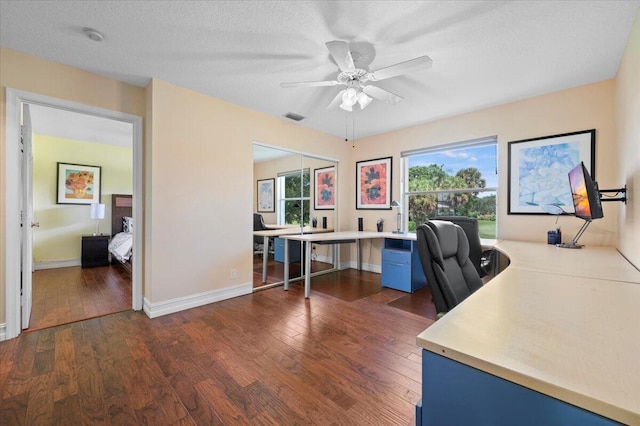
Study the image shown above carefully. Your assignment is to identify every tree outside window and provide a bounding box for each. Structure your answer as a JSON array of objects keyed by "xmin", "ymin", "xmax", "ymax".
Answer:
[
  {"xmin": 405, "ymin": 143, "xmax": 497, "ymax": 238},
  {"xmin": 278, "ymin": 169, "xmax": 310, "ymax": 225}
]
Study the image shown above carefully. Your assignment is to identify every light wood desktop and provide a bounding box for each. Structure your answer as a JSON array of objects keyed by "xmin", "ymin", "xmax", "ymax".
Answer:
[
  {"xmin": 416, "ymin": 241, "xmax": 640, "ymax": 425},
  {"xmin": 253, "ymin": 226, "xmax": 333, "ymax": 283}
]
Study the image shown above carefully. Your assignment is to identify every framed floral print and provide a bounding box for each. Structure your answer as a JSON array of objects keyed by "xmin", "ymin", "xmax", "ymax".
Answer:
[
  {"xmin": 314, "ymin": 166, "xmax": 335, "ymax": 210},
  {"xmin": 56, "ymin": 162, "xmax": 102, "ymax": 205},
  {"xmin": 356, "ymin": 156, "xmax": 392, "ymax": 210}
]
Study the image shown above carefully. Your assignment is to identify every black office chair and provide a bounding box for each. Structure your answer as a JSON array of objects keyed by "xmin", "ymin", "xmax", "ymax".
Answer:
[
  {"xmin": 416, "ymin": 220, "xmax": 484, "ymax": 317},
  {"xmin": 253, "ymin": 213, "xmax": 272, "ymax": 255},
  {"xmin": 435, "ymin": 216, "xmax": 495, "ymax": 278}
]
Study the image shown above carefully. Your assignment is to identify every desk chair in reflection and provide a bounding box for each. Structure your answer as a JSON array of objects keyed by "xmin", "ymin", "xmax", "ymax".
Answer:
[
  {"xmin": 416, "ymin": 220, "xmax": 483, "ymax": 318},
  {"xmin": 253, "ymin": 213, "xmax": 273, "ymax": 257},
  {"xmin": 435, "ymin": 216, "xmax": 495, "ymax": 278}
]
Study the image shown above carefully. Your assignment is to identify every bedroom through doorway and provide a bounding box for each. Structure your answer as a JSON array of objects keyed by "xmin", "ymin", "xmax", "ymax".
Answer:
[{"xmin": 23, "ymin": 103, "xmax": 134, "ymax": 332}]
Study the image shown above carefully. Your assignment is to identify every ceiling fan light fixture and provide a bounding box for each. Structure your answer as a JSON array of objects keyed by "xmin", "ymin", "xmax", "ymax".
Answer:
[
  {"xmin": 339, "ymin": 101, "xmax": 353, "ymax": 112},
  {"xmin": 342, "ymin": 87, "xmax": 358, "ymax": 106},
  {"xmin": 357, "ymin": 92, "xmax": 372, "ymax": 109}
]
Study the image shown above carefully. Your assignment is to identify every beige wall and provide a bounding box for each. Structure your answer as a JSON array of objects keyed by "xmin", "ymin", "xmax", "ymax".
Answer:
[
  {"xmin": 146, "ymin": 79, "xmax": 347, "ymax": 304},
  {"xmin": 350, "ymin": 79, "xmax": 618, "ymax": 262},
  {"xmin": 1, "ymin": 47, "xmax": 145, "ymax": 325},
  {"xmin": 2, "ymin": 18, "xmax": 639, "ymax": 327},
  {"xmin": 253, "ymin": 153, "xmax": 337, "ymax": 260},
  {"xmin": 253, "ymin": 153, "xmax": 338, "ymax": 227},
  {"xmin": 615, "ymin": 12, "xmax": 640, "ymax": 269},
  {"xmin": 33, "ymin": 135, "xmax": 133, "ymax": 263}
]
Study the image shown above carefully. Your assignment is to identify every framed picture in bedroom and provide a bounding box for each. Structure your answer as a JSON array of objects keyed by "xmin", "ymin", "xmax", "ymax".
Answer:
[
  {"xmin": 56, "ymin": 162, "xmax": 102, "ymax": 205},
  {"xmin": 507, "ymin": 129, "xmax": 595, "ymax": 214},
  {"xmin": 356, "ymin": 156, "xmax": 392, "ymax": 210},
  {"xmin": 314, "ymin": 166, "xmax": 335, "ymax": 210},
  {"xmin": 257, "ymin": 178, "xmax": 275, "ymax": 212}
]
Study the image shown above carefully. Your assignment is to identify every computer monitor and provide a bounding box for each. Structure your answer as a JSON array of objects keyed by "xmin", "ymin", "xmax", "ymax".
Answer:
[
  {"xmin": 568, "ymin": 161, "xmax": 603, "ymax": 220},
  {"xmin": 558, "ymin": 162, "xmax": 603, "ymax": 248}
]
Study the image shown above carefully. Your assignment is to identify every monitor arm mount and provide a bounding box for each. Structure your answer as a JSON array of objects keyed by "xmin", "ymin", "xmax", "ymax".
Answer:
[
  {"xmin": 599, "ymin": 185, "xmax": 627, "ymax": 204},
  {"xmin": 557, "ymin": 219, "xmax": 592, "ymax": 249}
]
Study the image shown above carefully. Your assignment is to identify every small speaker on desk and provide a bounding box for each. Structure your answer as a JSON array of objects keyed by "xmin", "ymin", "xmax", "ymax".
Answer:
[
  {"xmin": 322, "ymin": 217, "xmax": 327, "ymax": 229},
  {"xmin": 358, "ymin": 217, "xmax": 363, "ymax": 231}
]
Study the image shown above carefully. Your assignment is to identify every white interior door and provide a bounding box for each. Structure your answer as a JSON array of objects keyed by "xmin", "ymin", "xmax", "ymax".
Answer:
[{"xmin": 21, "ymin": 103, "xmax": 34, "ymax": 329}]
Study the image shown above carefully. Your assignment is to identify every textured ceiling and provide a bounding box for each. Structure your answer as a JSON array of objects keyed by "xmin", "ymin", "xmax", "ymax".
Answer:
[{"xmin": 1, "ymin": 1, "xmax": 639, "ymax": 142}]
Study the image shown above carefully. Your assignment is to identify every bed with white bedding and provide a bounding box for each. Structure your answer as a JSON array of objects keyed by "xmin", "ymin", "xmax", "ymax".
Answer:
[{"xmin": 109, "ymin": 194, "xmax": 133, "ymax": 273}]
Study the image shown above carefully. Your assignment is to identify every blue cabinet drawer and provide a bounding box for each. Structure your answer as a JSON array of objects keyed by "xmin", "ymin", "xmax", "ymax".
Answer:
[
  {"xmin": 382, "ymin": 248, "xmax": 411, "ymax": 265},
  {"xmin": 381, "ymin": 245, "xmax": 427, "ymax": 293},
  {"xmin": 274, "ymin": 237, "xmax": 301, "ymax": 263},
  {"xmin": 382, "ymin": 248, "xmax": 412, "ymax": 291},
  {"xmin": 382, "ymin": 260, "xmax": 412, "ymax": 291}
]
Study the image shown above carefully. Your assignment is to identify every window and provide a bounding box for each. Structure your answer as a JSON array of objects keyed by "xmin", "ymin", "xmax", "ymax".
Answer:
[
  {"xmin": 402, "ymin": 137, "xmax": 497, "ymax": 238},
  {"xmin": 277, "ymin": 168, "xmax": 310, "ymax": 225}
]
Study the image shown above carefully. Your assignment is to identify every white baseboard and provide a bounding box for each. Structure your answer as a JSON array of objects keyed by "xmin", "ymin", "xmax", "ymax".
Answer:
[
  {"xmin": 0, "ymin": 323, "xmax": 6, "ymax": 341},
  {"xmin": 143, "ymin": 281, "xmax": 253, "ymax": 318},
  {"xmin": 34, "ymin": 259, "xmax": 82, "ymax": 270},
  {"xmin": 340, "ymin": 260, "xmax": 381, "ymax": 274}
]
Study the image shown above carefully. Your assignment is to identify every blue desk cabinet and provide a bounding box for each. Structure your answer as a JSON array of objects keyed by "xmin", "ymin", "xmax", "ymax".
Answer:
[
  {"xmin": 417, "ymin": 350, "xmax": 616, "ymax": 425},
  {"xmin": 381, "ymin": 239, "xmax": 426, "ymax": 292},
  {"xmin": 274, "ymin": 237, "xmax": 302, "ymax": 263}
]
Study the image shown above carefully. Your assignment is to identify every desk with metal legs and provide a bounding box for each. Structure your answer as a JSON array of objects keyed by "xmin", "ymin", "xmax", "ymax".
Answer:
[
  {"xmin": 281, "ymin": 231, "xmax": 417, "ymax": 297},
  {"xmin": 252, "ymin": 226, "xmax": 333, "ymax": 283}
]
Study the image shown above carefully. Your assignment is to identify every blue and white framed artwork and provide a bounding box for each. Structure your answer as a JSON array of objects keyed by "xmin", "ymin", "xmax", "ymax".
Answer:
[
  {"xmin": 257, "ymin": 178, "xmax": 275, "ymax": 212},
  {"xmin": 507, "ymin": 129, "xmax": 595, "ymax": 214}
]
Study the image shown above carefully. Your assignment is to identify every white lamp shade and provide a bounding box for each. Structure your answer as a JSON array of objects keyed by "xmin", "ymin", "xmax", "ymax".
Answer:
[
  {"xmin": 339, "ymin": 101, "xmax": 353, "ymax": 111},
  {"xmin": 357, "ymin": 92, "xmax": 372, "ymax": 109},
  {"xmin": 90, "ymin": 203, "xmax": 105, "ymax": 219}
]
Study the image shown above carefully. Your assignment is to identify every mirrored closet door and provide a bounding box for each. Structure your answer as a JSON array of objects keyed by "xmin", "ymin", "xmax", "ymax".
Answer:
[{"xmin": 252, "ymin": 143, "xmax": 337, "ymax": 290}]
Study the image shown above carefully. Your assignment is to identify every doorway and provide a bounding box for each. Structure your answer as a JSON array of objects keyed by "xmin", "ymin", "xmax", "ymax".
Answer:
[
  {"xmin": 27, "ymin": 104, "xmax": 133, "ymax": 331},
  {"xmin": 4, "ymin": 88, "xmax": 143, "ymax": 340}
]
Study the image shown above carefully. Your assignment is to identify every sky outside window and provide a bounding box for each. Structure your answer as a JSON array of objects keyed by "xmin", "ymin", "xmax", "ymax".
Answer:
[{"xmin": 408, "ymin": 145, "xmax": 497, "ymax": 189}]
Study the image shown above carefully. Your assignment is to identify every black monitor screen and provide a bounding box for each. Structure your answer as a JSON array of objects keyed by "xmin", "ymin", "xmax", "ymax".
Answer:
[{"xmin": 568, "ymin": 162, "xmax": 603, "ymax": 221}]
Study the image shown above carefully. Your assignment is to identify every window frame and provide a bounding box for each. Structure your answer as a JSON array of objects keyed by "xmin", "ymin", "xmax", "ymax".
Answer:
[
  {"xmin": 277, "ymin": 168, "xmax": 310, "ymax": 225},
  {"xmin": 401, "ymin": 137, "xmax": 498, "ymax": 234}
]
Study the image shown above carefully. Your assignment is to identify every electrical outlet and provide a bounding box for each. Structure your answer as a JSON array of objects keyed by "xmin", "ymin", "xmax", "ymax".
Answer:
[{"xmin": 230, "ymin": 269, "xmax": 237, "ymax": 279}]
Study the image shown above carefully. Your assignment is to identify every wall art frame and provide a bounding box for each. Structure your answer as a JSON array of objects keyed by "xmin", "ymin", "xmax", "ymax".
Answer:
[
  {"xmin": 257, "ymin": 178, "xmax": 275, "ymax": 212},
  {"xmin": 56, "ymin": 162, "xmax": 102, "ymax": 205},
  {"xmin": 314, "ymin": 166, "xmax": 335, "ymax": 210},
  {"xmin": 507, "ymin": 129, "xmax": 595, "ymax": 214},
  {"xmin": 356, "ymin": 156, "xmax": 392, "ymax": 210}
]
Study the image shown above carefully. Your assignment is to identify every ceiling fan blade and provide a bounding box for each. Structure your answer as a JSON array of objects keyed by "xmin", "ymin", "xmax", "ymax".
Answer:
[
  {"xmin": 326, "ymin": 90, "xmax": 346, "ymax": 110},
  {"xmin": 325, "ymin": 40, "xmax": 355, "ymax": 73},
  {"xmin": 363, "ymin": 85, "xmax": 403, "ymax": 105},
  {"xmin": 280, "ymin": 80, "xmax": 340, "ymax": 88},
  {"xmin": 368, "ymin": 55, "xmax": 433, "ymax": 81}
]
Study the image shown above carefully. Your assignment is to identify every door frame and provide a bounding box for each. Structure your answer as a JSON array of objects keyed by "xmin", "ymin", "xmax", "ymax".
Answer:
[{"xmin": 4, "ymin": 88, "xmax": 143, "ymax": 340}]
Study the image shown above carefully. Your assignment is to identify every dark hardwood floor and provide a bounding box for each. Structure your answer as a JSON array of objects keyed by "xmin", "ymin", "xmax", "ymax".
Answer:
[
  {"xmin": 1, "ymin": 269, "xmax": 436, "ymax": 425},
  {"xmin": 253, "ymin": 255, "xmax": 334, "ymax": 288},
  {"xmin": 28, "ymin": 265, "xmax": 132, "ymax": 332}
]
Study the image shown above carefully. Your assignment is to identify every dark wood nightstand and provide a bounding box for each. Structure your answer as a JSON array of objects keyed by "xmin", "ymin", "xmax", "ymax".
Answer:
[{"xmin": 81, "ymin": 235, "xmax": 110, "ymax": 268}]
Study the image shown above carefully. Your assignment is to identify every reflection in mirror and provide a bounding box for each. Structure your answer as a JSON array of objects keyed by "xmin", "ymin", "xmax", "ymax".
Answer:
[
  {"xmin": 304, "ymin": 155, "xmax": 337, "ymax": 275},
  {"xmin": 252, "ymin": 143, "xmax": 338, "ymax": 291}
]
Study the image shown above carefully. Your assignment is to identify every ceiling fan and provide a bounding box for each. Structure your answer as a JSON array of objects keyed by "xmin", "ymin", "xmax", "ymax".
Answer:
[{"xmin": 280, "ymin": 40, "xmax": 433, "ymax": 112}]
